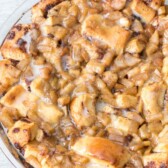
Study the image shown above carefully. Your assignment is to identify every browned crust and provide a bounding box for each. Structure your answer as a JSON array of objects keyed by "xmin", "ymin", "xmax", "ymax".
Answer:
[
  {"xmin": 32, "ymin": 0, "xmax": 63, "ymax": 19},
  {"xmin": 0, "ymin": 59, "xmax": 21, "ymax": 95},
  {"xmin": 72, "ymin": 137, "xmax": 130, "ymax": 167},
  {"xmin": 0, "ymin": 24, "xmax": 30, "ymax": 60},
  {"xmin": 130, "ymin": 0, "xmax": 156, "ymax": 23}
]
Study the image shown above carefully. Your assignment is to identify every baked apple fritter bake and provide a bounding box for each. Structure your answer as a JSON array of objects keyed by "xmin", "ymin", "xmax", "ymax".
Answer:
[{"xmin": 1, "ymin": 0, "xmax": 168, "ymax": 167}]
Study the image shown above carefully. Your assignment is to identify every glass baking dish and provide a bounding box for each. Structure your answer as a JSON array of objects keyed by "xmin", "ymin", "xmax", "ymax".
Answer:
[
  {"xmin": 0, "ymin": 0, "xmax": 168, "ymax": 168},
  {"xmin": 0, "ymin": 1, "xmax": 39, "ymax": 167}
]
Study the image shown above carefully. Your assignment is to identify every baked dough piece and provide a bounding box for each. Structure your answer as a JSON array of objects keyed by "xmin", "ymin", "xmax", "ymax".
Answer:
[
  {"xmin": 2, "ymin": 0, "xmax": 168, "ymax": 167},
  {"xmin": 130, "ymin": 0, "xmax": 156, "ymax": 24},
  {"xmin": 37, "ymin": 101, "xmax": 63, "ymax": 125},
  {"xmin": 115, "ymin": 94, "xmax": 138, "ymax": 109},
  {"xmin": 147, "ymin": 0, "xmax": 162, "ymax": 10},
  {"xmin": 143, "ymin": 153, "xmax": 168, "ymax": 168},
  {"xmin": 153, "ymin": 125, "xmax": 168, "ymax": 153},
  {"xmin": 24, "ymin": 139, "xmax": 83, "ymax": 168},
  {"xmin": 8, "ymin": 120, "xmax": 38, "ymax": 148},
  {"xmin": 24, "ymin": 140, "xmax": 56, "ymax": 168},
  {"xmin": 162, "ymin": 57, "xmax": 168, "ymax": 85},
  {"xmin": 110, "ymin": 115, "xmax": 139, "ymax": 135},
  {"xmin": 111, "ymin": 0, "xmax": 127, "ymax": 10},
  {"xmin": 30, "ymin": 77, "xmax": 57, "ymax": 102},
  {"xmin": 155, "ymin": 16, "xmax": 168, "ymax": 31},
  {"xmin": 82, "ymin": 14, "xmax": 130, "ymax": 55},
  {"xmin": 70, "ymin": 94, "xmax": 96, "ymax": 129},
  {"xmin": 72, "ymin": 137, "xmax": 131, "ymax": 168},
  {"xmin": 141, "ymin": 82, "xmax": 166, "ymax": 122},
  {"xmin": 0, "ymin": 59, "xmax": 21, "ymax": 95},
  {"xmin": 32, "ymin": 0, "xmax": 62, "ymax": 23},
  {"xmin": 30, "ymin": 77, "xmax": 50, "ymax": 98},
  {"xmin": 0, "ymin": 85, "xmax": 38, "ymax": 117},
  {"xmin": 74, "ymin": 38, "xmax": 101, "ymax": 60},
  {"xmin": 0, "ymin": 24, "xmax": 30, "ymax": 60}
]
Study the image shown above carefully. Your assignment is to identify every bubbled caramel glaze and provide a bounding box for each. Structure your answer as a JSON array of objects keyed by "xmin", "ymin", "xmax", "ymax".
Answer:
[{"xmin": 1, "ymin": 0, "xmax": 168, "ymax": 167}]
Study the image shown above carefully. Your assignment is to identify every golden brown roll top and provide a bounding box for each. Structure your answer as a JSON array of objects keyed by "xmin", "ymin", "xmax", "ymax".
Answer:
[
  {"xmin": 130, "ymin": 0, "xmax": 156, "ymax": 24},
  {"xmin": 0, "ymin": 24, "xmax": 31, "ymax": 61},
  {"xmin": 0, "ymin": 59, "xmax": 21, "ymax": 95},
  {"xmin": 70, "ymin": 94, "xmax": 96, "ymax": 129},
  {"xmin": 81, "ymin": 14, "xmax": 130, "ymax": 55},
  {"xmin": 141, "ymin": 82, "xmax": 166, "ymax": 122},
  {"xmin": 0, "ymin": 85, "xmax": 38, "ymax": 117},
  {"xmin": 72, "ymin": 137, "xmax": 131, "ymax": 168},
  {"xmin": 8, "ymin": 120, "xmax": 38, "ymax": 148},
  {"xmin": 32, "ymin": 0, "xmax": 63, "ymax": 23}
]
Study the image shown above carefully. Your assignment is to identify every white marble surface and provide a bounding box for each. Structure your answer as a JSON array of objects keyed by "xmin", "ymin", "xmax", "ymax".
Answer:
[{"xmin": 0, "ymin": 1, "xmax": 24, "ymax": 167}]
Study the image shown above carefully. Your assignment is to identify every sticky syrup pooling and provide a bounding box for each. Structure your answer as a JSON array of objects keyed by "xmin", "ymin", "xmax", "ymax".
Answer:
[{"xmin": 1, "ymin": 0, "xmax": 168, "ymax": 167}]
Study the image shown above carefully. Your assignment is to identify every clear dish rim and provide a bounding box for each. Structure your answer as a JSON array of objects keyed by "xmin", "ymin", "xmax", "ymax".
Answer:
[{"xmin": 0, "ymin": 0, "xmax": 39, "ymax": 167}]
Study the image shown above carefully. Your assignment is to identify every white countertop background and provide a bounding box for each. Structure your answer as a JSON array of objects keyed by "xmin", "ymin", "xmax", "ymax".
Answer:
[{"xmin": 0, "ymin": 1, "xmax": 24, "ymax": 167}]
